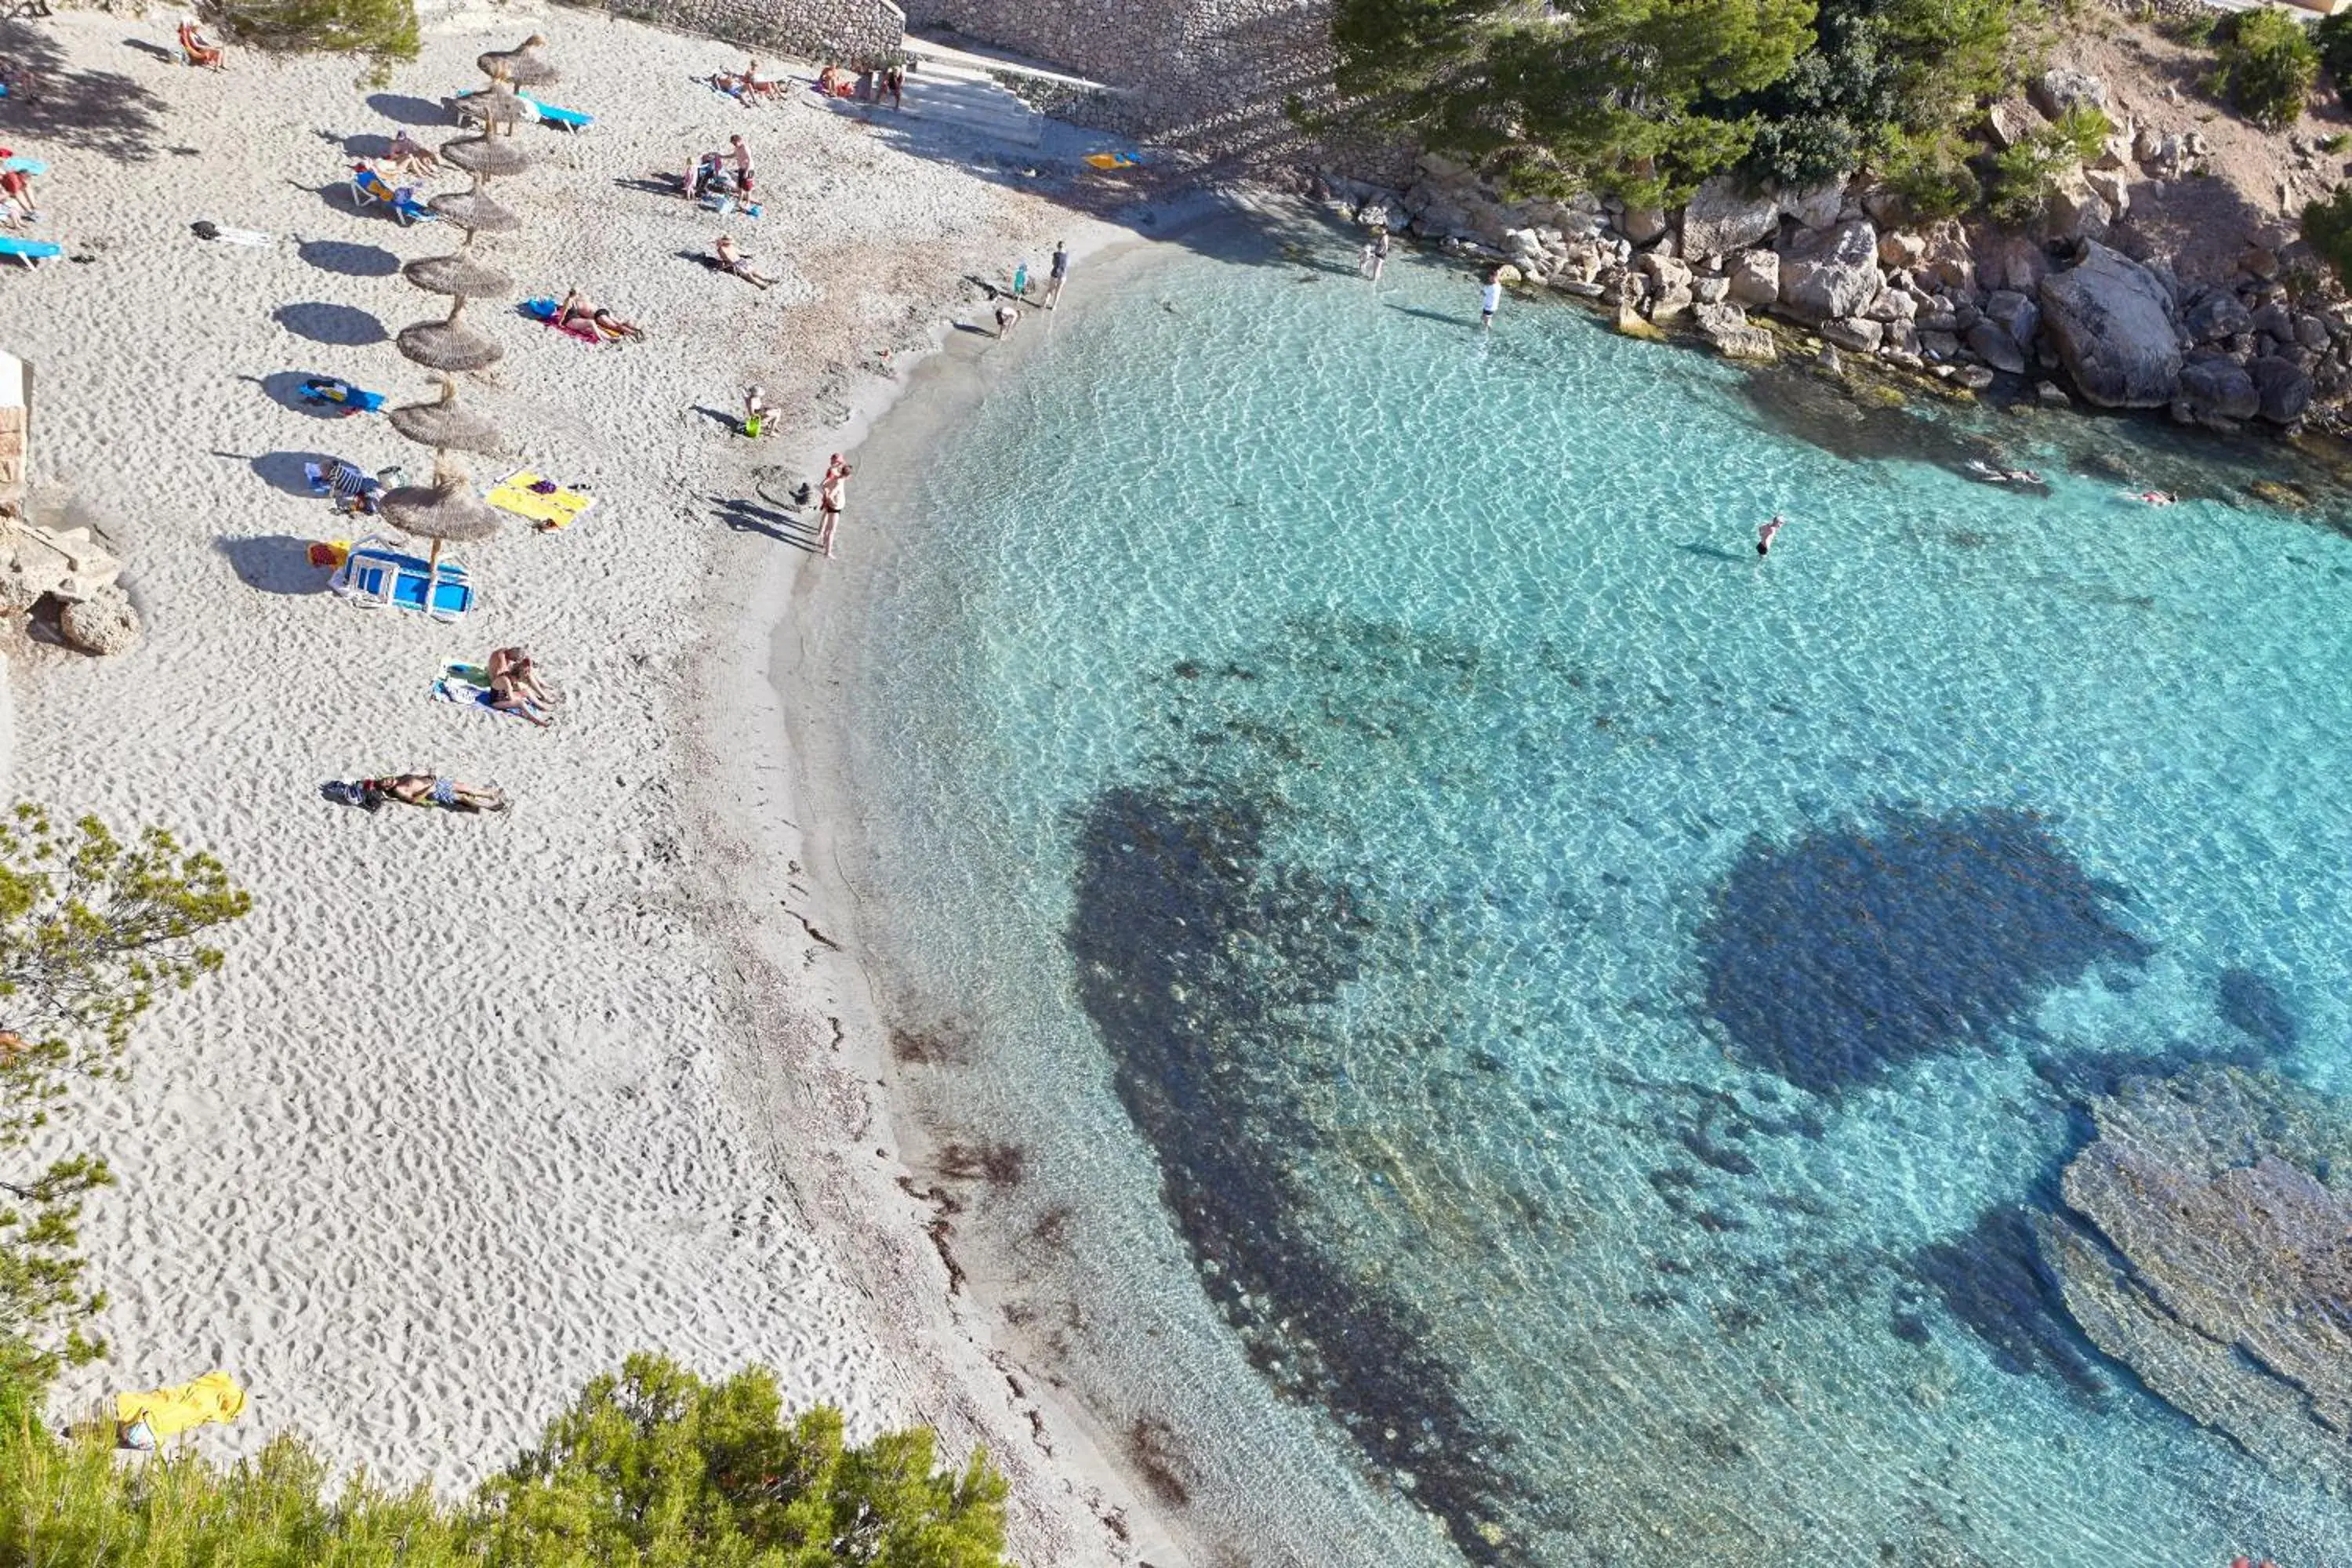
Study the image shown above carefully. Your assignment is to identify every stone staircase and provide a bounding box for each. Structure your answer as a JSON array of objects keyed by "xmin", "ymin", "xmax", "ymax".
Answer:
[{"xmin": 897, "ymin": 35, "xmax": 1112, "ymax": 154}]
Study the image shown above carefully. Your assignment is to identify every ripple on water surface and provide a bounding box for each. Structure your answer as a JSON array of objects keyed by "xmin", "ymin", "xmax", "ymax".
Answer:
[{"xmin": 815, "ymin": 219, "xmax": 2352, "ymax": 1566}]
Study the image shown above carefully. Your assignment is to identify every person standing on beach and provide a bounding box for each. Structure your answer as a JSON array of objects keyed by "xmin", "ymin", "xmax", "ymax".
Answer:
[
  {"xmin": 1043, "ymin": 241, "xmax": 1069, "ymax": 310},
  {"xmin": 1011, "ymin": 259, "xmax": 1029, "ymax": 302},
  {"xmin": 1757, "ymin": 515, "xmax": 1785, "ymax": 557},
  {"xmin": 1479, "ymin": 265, "xmax": 1503, "ymax": 328},
  {"xmin": 1364, "ymin": 228, "xmax": 1390, "ymax": 283},
  {"xmin": 818, "ymin": 455, "xmax": 850, "ymax": 558},
  {"xmin": 727, "ymin": 134, "xmax": 754, "ymax": 195}
]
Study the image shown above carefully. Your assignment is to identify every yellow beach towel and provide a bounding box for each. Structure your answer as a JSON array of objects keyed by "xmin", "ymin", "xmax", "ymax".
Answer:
[
  {"xmin": 115, "ymin": 1371, "xmax": 246, "ymax": 1441},
  {"xmin": 487, "ymin": 470, "xmax": 597, "ymax": 532}
]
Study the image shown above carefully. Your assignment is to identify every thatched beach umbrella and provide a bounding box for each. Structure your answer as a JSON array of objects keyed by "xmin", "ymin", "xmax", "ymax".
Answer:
[
  {"xmin": 460, "ymin": 82, "xmax": 527, "ymax": 136},
  {"xmin": 397, "ymin": 318, "xmax": 503, "ymax": 374},
  {"xmin": 402, "ymin": 252, "xmax": 514, "ymax": 299},
  {"xmin": 390, "ymin": 400, "xmax": 508, "ymax": 457},
  {"xmin": 439, "ymin": 133, "xmax": 530, "ymax": 180},
  {"xmin": 479, "ymin": 34, "xmax": 557, "ymax": 87},
  {"xmin": 427, "ymin": 190, "xmax": 521, "ymax": 235},
  {"xmin": 383, "ymin": 471, "xmax": 503, "ymax": 605}
]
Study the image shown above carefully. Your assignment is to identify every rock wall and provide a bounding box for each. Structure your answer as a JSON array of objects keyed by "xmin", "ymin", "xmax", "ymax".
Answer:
[
  {"xmin": 572, "ymin": 0, "xmax": 907, "ymax": 67},
  {"xmin": 900, "ymin": 0, "xmax": 1334, "ymax": 159}
]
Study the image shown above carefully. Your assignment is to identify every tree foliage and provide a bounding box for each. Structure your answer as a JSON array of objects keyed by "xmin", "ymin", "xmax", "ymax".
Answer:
[
  {"xmin": 1984, "ymin": 106, "xmax": 2108, "ymax": 231},
  {"xmin": 0, "ymin": 1356, "xmax": 1017, "ymax": 1568},
  {"xmin": 205, "ymin": 0, "xmax": 419, "ymax": 74},
  {"xmin": 1323, "ymin": 0, "xmax": 2048, "ymax": 204},
  {"xmin": 2303, "ymin": 186, "xmax": 2352, "ymax": 290},
  {"xmin": 0, "ymin": 804, "xmax": 249, "ymax": 1383},
  {"xmin": 2210, "ymin": 9, "xmax": 2318, "ymax": 129}
]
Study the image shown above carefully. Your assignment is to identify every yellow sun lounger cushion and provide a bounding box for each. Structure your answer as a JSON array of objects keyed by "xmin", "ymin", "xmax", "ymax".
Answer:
[
  {"xmin": 115, "ymin": 1371, "xmax": 246, "ymax": 1441},
  {"xmin": 487, "ymin": 470, "xmax": 597, "ymax": 531}
]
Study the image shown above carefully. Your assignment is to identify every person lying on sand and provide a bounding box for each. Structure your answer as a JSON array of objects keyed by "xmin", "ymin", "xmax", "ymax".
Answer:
[
  {"xmin": 387, "ymin": 128, "xmax": 438, "ymax": 178},
  {"xmin": 711, "ymin": 234, "xmax": 774, "ymax": 289},
  {"xmin": 488, "ymin": 646, "xmax": 558, "ymax": 725},
  {"xmin": 372, "ymin": 774, "xmax": 509, "ymax": 812}
]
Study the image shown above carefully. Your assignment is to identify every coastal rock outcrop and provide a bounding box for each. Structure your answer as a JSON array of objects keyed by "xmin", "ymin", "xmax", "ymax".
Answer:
[
  {"xmin": 2251, "ymin": 356, "xmax": 2314, "ymax": 425},
  {"xmin": 1681, "ymin": 175, "xmax": 1780, "ymax": 259},
  {"xmin": 2175, "ymin": 356, "xmax": 2259, "ymax": 424},
  {"xmin": 57, "ymin": 583, "xmax": 140, "ymax": 656},
  {"xmin": 2038, "ymin": 1067, "xmax": 2352, "ymax": 1490},
  {"xmin": 2036, "ymin": 242, "xmax": 2181, "ymax": 408},
  {"xmin": 1777, "ymin": 217, "xmax": 1879, "ymax": 323},
  {"xmin": 1726, "ymin": 249, "xmax": 1780, "ymax": 307}
]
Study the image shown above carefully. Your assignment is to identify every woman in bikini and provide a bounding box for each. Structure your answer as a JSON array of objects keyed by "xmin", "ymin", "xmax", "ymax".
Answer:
[{"xmin": 371, "ymin": 775, "xmax": 508, "ymax": 812}]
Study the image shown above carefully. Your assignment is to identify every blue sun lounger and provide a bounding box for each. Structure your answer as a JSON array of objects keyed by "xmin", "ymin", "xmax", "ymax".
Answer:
[
  {"xmin": 329, "ymin": 539, "xmax": 474, "ymax": 622},
  {"xmin": 0, "ymin": 235, "xmax": 60, "ymax": 268},
  {"xmin": 521, "ymin": 96, "xmax": 592, "ymax": 132},
  {"xmin": 2, "ymin": 158, "xmax": 45, "ymax": 176},
  {"xmin": 349, "ymin": 165, "xmax": 435, "ymax": 225}
]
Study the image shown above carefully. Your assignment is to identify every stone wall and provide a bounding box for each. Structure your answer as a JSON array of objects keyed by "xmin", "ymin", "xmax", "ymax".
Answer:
[
  {"xmin": 571, "ymin": 0, "xmax": 907, "ymax": 68},
  {"xmin": 900, "ymin": 0, "xmax": 1334, "ymax": 162}
]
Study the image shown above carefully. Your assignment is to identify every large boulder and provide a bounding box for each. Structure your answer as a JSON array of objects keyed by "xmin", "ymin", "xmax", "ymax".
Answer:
[
  {"xmin": 1620, "ymin": 206, "xmax": 1668, "ymax": 245},
  {"xmin": 1820, "ymin": 316, "xmax": 1883, "ymax": 353},
  {"xmin": 1965, "ymin": 318, "xmax": 2028, "ymax": 375},
  {"xmin": 2037, "ymin": 241, "xmax": 2183, "ymax": 407},
  {"xmin": 1693, "ymin": 302, "xmax": 1777, "ymax": 361},
  {"xmin": 1983, "ymin": 288, "xmax": 2042, "ymax": 350},
  {"xmin": 2045, "ymin": 166, "xmax": 2112, "ymax": 241},
  {"xmin": 1778, "ymin": 181, "xmax": 1845, "ymax": 232},
  {"xmin": 1726, "ymin": 249, "xmax": 1780, "ymax": 307},
  {"xmin": 2251, "ymin": 357, "xmax": 2314, "ymax": 424},
  {"xmin": 1777, "ymin": 217, "xmax": 1880, "ymax": 322},
  {"xmin": 2031, "ymin": 66, "xmax": 2109, "ymax": 120},
  {"xmin": 2175, "ymin": 356, "xmax": 2260, "ymax": 423},
  {"xmin": 1680, "ymin": 175, "xmax": 1781, "ymax": 258},
  {"xmin": 1987, "ymin": 99, "xmax": 2043, "ymax": 150},
  {"xmin": 2184, "ymin": 289, "xmax": 2253, "ymax": 343}
]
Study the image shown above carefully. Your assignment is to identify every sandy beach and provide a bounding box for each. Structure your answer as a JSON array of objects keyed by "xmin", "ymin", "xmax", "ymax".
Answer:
[{"xmin": 2, "ymin": 5, "xmax": 1170, "ymax": 1559}]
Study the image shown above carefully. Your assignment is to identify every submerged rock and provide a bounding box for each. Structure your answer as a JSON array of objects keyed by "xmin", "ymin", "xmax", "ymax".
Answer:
[{"xmin": 2041, "ymin": 1067, "xmax": 2352, "ymax": 1490}]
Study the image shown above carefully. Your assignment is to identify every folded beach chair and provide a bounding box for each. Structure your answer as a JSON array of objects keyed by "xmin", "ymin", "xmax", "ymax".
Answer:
[
  {"xmin": 487, "ymin": 470, "xmax": 596, "ymax": 531},
  {"xmin": 521, "ymin": 96, "xmax": 592, "ymax": 132},
  {"xmin": 0, "ymin": 234, "xmax": 60, "ymax": 268},
  {"xmin": 329, "ymin": 538, "xmax": 474, "ymax": 621},
  {"xmin": 521, "ymin": 298, "xmax": 603, "ymax": 344},
  {"xmin": 349, "ymin": 165, "xmax": 434, "ymax": 225}
]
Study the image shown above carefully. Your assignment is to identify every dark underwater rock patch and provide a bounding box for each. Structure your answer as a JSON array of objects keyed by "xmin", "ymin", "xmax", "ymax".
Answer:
[
  {"xmin": 1698, "ymin": 807, "xmax": 2152, "ymax": 1095},
  {"xmin": 1907, "ymin": 1206, "xmax": 2108, "ymax": 1399},
  {"xmin": 2216, "ymin": 967, "xmax": 2298, "ymax": 1052},
  {"xmin": 1066, "ymin": 779, "xmax": 1518, "ymax": 1559}
]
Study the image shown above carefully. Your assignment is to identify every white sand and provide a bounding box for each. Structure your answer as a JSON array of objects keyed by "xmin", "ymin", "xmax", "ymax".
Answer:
[{"xmin": 3, "ymin": 5, "xmax": 1163, "ymax": 1559}]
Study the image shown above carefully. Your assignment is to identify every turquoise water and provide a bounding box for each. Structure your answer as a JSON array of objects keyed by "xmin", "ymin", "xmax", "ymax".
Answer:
[{"xmin": 806, "ymin": 219, "xmax": 2352, "ymax": 1566}]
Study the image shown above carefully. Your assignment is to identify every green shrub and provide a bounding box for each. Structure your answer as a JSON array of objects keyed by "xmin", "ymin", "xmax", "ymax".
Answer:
[
  {"xmin": 2314, "ymin": 10, "xmax": 2352, "ymax": 83},
  {"xmin": 2157, "ymin": 10, "xmax": 2217, "ymax": 48},
  {"xmin": 208, "ymin": 0, "xmax": 419, "ymax": 76},
  {"xmin": 1988, "ymin": 139, "xmax": 2062, "ymax": 227},
  {"xmin": 2210, "ymin": 9, "xmax": 2318, "ymax": 129},
  {"xmin": 2325, "ymin": 131, "xmax": 2352, "ymax": 155},
  {"xmin": 1882, "ymin": 129, "xmax": 1982, "ymax": 221},
  {"xmin": 0, "ymin": 1353, "xmax": 1018, "ymax": 1568},
  {"xmin": 2302, "ymin": 185, "xmax": 2352, "ymax": 289},
  {"xmin": 2049, "ymin": 103, "xmax": 2114, "ymax": 163}
]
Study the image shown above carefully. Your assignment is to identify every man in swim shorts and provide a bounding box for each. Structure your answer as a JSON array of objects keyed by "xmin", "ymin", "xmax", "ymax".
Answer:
[
  {"xmin": 1757, "ymin": 515, "xmax": 1785, "ymax": 556},
  {"xmin": 1479, "ymin": 266, "xmax": 1503, "ymax": 328}
]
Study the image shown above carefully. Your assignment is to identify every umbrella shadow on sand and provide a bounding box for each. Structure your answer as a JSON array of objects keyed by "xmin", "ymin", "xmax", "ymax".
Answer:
[
  {"xmin": 241, "ymin": 372, "xmax": 386, "ymax": 419},
  {"xmin": 273, "ymin": 301, "xmax": 387, "ymax": 346},
  {"xmin": 296, "ymin": 238, "xmax": 400, "ymax": 278},
  {"xmin": 215, "ymin": 535, "xmax": 329, "ymax": 595},
  {"xmin": 364, "ymin": 92, "xmax": 451, "ymax": 125}
]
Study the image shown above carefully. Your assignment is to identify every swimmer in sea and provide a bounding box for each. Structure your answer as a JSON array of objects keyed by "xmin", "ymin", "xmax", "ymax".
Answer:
[{"xmin": 1757, "ymin": 514, "xmax": 1785, "ymax": 557}]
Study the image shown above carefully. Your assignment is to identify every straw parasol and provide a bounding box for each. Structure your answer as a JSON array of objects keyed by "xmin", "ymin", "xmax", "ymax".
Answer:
[
  {"xmin": 427, "ymin": 190, "xmax": 521, "ymax": 234},
  {"xmin": 389, "ymin": 401, "xmax": 508, "ymax": 457},
  {"xmin": 479, "ymin": 34, "xmax": 558, "ymax": 87},
  {"xmin": 402, "ymin": 252, "xmax": 514, "ymax": 299},
  {"xmin": 439, "ymin": 133, "xmax": 530, "ymax": 180},
  {"xmin": 382, "ymin": 470, "xmax": 503, "ymax": 604},
  {"xmin": 460, "ymin": 83, "xmax": 526, "ymax": 135},
  {"xmin": 397, "ymin": 318, "xmax": 503, "ymax": 373}
]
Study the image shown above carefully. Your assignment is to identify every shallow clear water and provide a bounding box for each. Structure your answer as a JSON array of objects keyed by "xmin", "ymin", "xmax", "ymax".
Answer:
[{"xmin": 805, "ymin": 218, "xmax": 2352, "ymax": 1566}]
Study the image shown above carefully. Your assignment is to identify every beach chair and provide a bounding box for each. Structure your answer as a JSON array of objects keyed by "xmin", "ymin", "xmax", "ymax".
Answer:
[
  {"xmin": 329, "ymin": 539, "xmax": 474, "ymax": 622},
  {"xmin": 0, "ymin": 235, "xmax": 59, "ymax": 268},
  {"xmin": 349, "ymin": 165, "xmax": 434, "ymax": 225},
  {"xmin": 521, "ymin": 96, "xmax": 593, "ymax": 132},
  {"xmin": 487, "ymin": 470, "xmax": 596, "ymax": 532},
  {"xmin": 2, "ymin": 157, "xmax": 46, "ymax": 176}
]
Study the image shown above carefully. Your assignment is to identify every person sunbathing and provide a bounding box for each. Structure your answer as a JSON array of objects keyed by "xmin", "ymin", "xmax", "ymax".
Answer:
[
  {"xmin": 178, "ymin": 20, "xmax": 224, "ymax": 69},
  {"xmin": 0, "ymin": 165, "xmax": 34, "ymax": 225},
  {"xmin": 711, "ymin": 234, "xmax": 774, "ymax": 289},
  {"xmin": 372, "ymin": 774, "xmax": 508, "ymax": 812},
  {"xmin": 816, "ymin": 63, "xmax": 853, "ymax": 97},
  {"xmin": 387, "ymin": 128, "xmax": 438, "ymax": 178},
  {"xmin": 555, "ymin": 287, "xmax": 597, "ymax": 328},
  {"xmin": 487, "ymin": 646, "xmax": 558, "ymax": 725},
  {"xmin": 593, "ymin": 307, "xmax": 644, "ymax": 340},
  {"xmin": 742, "ymin": 58, "xmax": 782, "ymax": 100}
]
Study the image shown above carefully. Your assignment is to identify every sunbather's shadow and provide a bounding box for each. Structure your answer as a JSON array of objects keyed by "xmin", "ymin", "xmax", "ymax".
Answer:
[
  {"xmin": 612, "ymin": 176, "xmax": 675, "ymax": 197},
  {"xmin": 245, "ymin": 450, "xmax": 341, "ymax": 498},
  {"xmin": 691, "ymin": 406, "xmax": 744, "ymax": 432},
  {"xmin": 215, "ymin": 534, "xmax": 328, "ymax": 595},
  {"xmin": 121, "ymin": 38, "xmax": 177, "ymax": 61},
  {"xmin": 365, "ymin": 91, "xmax": 450, "ymax": 125},
  {"xmin": 1384, "ymin": 303, "xmax": 1469, "ymax": 328},
  {"xmin": 273, "ymin": 301, "xmax": 387, "ymax": 346},
  {"xmin": 1678, "ymin": 542, "xmax": 1753, "ymax": 565},
  {"xmin": 951, "ymin": 321, "xmax": 994, "ymax": 337},
  {"xmin": 715, "ymin": 496, "xmax": 818, "ymax": 550},
  {"xmin": 296, "ymin": 238, "xmax": 398, "ymax": 278}
]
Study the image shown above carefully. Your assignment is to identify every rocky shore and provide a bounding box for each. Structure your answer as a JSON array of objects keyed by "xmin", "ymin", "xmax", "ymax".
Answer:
[{"xmin": 1317, "ymin": 56, "xmax": 2352, "ymax": 441}]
